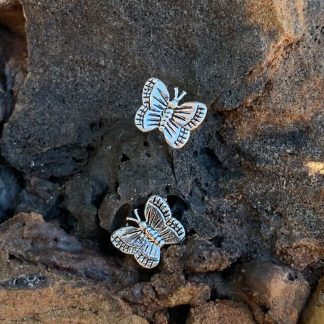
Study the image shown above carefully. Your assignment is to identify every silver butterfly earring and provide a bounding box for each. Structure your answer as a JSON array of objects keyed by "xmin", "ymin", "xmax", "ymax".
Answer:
[
  {"xmin": 135, "ymin": 78, "xmax": 207, "ymax": 149},
  {"xmin": 110, "ymin": 195, "xmax": 185, "ymax": 269}
]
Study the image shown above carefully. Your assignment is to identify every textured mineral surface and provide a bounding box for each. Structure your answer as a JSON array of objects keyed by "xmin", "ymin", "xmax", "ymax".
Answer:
[{"xmin": 0, "ymin": 0, "xmax": 323, "ymax": 322}]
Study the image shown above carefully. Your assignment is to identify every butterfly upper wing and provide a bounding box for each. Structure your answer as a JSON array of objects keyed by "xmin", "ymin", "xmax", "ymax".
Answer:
[
  {"xmin": 135, "ymin": 78, "xmax": 170, "ymax": 132},
  {"xmin": 111, "ymin": 226, "xmax": 146, "ymax": 255},
  {"xmin": 142, "ymin": 78, "xmax": 170, "ymax": 111},
  {"xmin": 144, "ymin": 195, "xmax": 186, "ymax": 245},
  {"xmin": 135, "ymin": 240, "xmax": 161, "ymax": 269},
  {"xmin": 144, "ymin": 195, "xmax": 171, "ymax": 230}
]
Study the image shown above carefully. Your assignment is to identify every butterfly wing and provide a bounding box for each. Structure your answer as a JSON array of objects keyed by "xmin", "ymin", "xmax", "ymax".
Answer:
[
  {"xmin": 134, "ymin": 240, "xmax": 161, "ymax": 269},
  {"xmin": 144, "ymin": 195, "xmax": 170, "ymax": 230},
  {"xmin": 111, "ymin": 226, "xmax": 145, "ymax": 255},
  {"xmin": 163, "ymin": 102, "xmax": 207, "ymax": 148},
  {"xmin": 183, "ymin": 102, "xmax": 207, "ymax": 130},
  {"xmin": 142, "ymin": 78, "xmax": 170, "ymax": 111},
  {"xmin": 135, "ymin": 105, "xmax": 162, "ymax": 132},
  {"xmin": 173, "ymin": 102, "xmax": 207, "ymax": 129},
  {"xmin": 164, "ymin": 121, "xmax": 191, "ymax": 149},
  {"xmin": 160, "ymin": 217, "xmax": 186, "ymax": 244},
  {"xmin": 135, "ymin": 78, "xmax": 170, "ymax": 132},
  {"xmin": 144, "ymin": 195, "xmax": 186, "ymax": 245}
]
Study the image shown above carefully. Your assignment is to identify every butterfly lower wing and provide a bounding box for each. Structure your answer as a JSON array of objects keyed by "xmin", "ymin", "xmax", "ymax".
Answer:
[
  {"xmin": 142, "ymin": 78, "xmax": 170, "ymax": 112},
  {"xmin": 135, "ymin": 105, "xmax": 161, "ymax": 132},
  {"xmin": 164, "ymin": 120, "xmax": 191, "ymax": 149},
  {"xmin": 111, "ymin": 226, "xmax": 145, "ymax": 255},
  {"xmin": 180, "ymin": 102, "xmax": 207, "ymax": 130},
  {"xmin": 135, "ymin": 240, "xmax": 161, "ymax": 269},
  {"xmin": 172, "ymin": 102, "xmax": 197, "ymax": 126},
  {"xmin": 161, "ymin": 217, "xmax": 186, "ymax": 244}
]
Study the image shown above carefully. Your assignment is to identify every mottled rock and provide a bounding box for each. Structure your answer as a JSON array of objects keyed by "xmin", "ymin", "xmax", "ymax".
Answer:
[
  {"xmin": 231, "ymin": 261, "xmax": 310, "ymax": 324},
  {"xmin": 33, "ymin": 249, "xmax": 141, "ymax": 287},
  {"xmin": 0, "ymin": 212, "xmax": 140, "ymax": 287},
  {"xmin": 0, "ymin": 212, "xmax": 81, "ymax": 254},
  {"xmin": 302, "ymin": 276, "xmax": 324, "ymax": 324},
  {"xmin": 151, "ymin": 274, "xmax": 210, "ymax": 308},
  {"xmin": 0, "ymin": 0, "xmax": 26, "ymax": 37},
  {"xmin": 0, "ymin": 275, "xmax": 147, "ymax": 323},
  {"xmin": 0, "ymin": 1, "xmax": 27, "ymax": 123},
  {"xmin": 0, "ymin": 243, "xmax": 146, "ymax": 323},
  {"xmin": 185, "ymin": 235, "xmax": 231, "ymax": 273},
  {"xmin": 121, "ymin": 243, "xmax": 211, "ymax": 308},
  {"xmin": 187, "ymin": 300, "xmax": 255, "ymax": 324},
  {"xmin": 99, "ymin": 192, "xmax": 125, "ymax": 233},
  {"xmin": 121, "ymin": 245, "xmax": 210, "ymax": 317},
  {"xmin": 93, "ymin": 126, "xmax": 175, "ymax": 233},
  {"xmin": 0, "ymin": 0, "xmax": 323, "ymax": 322},
  {"xmin": 184, "ymin": 197, "xmax": 267, "ymax": 261},
  {"xmin": 0, "ymin": 164, "xmax": 19, "ymax": 221},
  {"xmin": 220, "ymin": 0, "xmax": 324, "ymax": 270},
  {"xmin": 153, "ymin": 311, "xmax": 169, "ymax": 324},
  {"xmin": 15, "ymin": 176, "xmax": 61, "ymax": 221},
  {"xmin": 122, "ymin": 278, "xmax": 210, "ymax": 311},
  {"xmin": 276, "ymin": 237, "xmax": 324, "ymax": 271},
  {"xmin": 2, "ymin": 0, "xmax": 279, "ymax": 177},
  {"xmin": 160, "ymin": 245, "xmax": 185, "ymax": 275},
  {"xmin": 63, "ymin": 173, "xmax": 106, "ymax": 237}
]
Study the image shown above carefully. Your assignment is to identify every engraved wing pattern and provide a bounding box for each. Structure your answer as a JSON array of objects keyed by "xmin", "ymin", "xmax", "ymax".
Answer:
[
  {"xmin": 164, "ymin": 123, "xmax": 191, "ymax": 149},
  {"xmin": 110, "ymin": 195, "xmax": 185, "ymax": 269},
  {"xmin": 135, "ymin": 78, "xmax": 207, "ymax": 149},
  {"xmin": 111, "ymin": 226, "xmax": 145, "ymax": 255},
  {"xmin": 177, "ymin": 102, "xmax": 207, "ymax": 130},
  {"xmin": 144, "ymin": 195, "xmax": 185, "ymax": 244},
  {"xmin": 135, "ymin": 240, "xmax": 160, "ymax": 269},
  {"xmin": 134, "ymin": 78, "xmax": 169, "ymax": 132},
  {"xmin": 163, "ymin": 102, "xmax": 207, "ymax": 148}
]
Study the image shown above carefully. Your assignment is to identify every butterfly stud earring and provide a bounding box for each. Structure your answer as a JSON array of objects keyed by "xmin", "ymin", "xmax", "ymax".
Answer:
[
  {"xmin": 135, "ymin": 78, "xmax": 207, "ymax": 149},
  {"xmin": 111, "ymin": 195, "xmax": 185, "ymax": 269}
]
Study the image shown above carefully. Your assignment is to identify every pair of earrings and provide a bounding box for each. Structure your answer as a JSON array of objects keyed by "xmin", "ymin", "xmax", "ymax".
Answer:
[{"xmin": 111, "ymin": 78, "xmax": 207, "ymax": 268}]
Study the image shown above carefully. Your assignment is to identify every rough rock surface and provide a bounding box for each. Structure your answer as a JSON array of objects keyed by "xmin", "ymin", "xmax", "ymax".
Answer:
[
  {"xmin": 184, "ymin": 235, "xmax": 232, "ymax": 273},
  {"xmin": 302, "ymin": 276, "xmax": 324, "ymax": 324},
  {"xmin": 0, "ymin": 0, "xmax": 323, "ymax": 322},
  {"xmin": 0, "ymin": 212, "xmax": 141, "ymax": 287},
  {"xmin": 0, "ymin": 253, "xmax": 147, "ymax": 323},
  {"xmin": 231, "ymin": 261, "xmax": 310, "ymax": 324},
  {"xmin": 186, "ymin": 300, "xmax": 255, "ymax": 324},
  {"xmin": 2, "ymin": 0, "xmax": 280, "ymax": 177}
]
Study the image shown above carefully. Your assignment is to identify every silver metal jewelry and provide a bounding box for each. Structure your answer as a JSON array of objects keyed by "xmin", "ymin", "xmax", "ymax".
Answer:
[
  {"xmin": 135, "ymin": 78, "xmax": 207, "ymax": 149},
  {"xmin": 111, "ymin": 195, "xmax": 185, "ymax": 269}
]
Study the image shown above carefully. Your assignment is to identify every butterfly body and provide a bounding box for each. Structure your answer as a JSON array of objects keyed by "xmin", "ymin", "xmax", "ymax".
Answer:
[
  {"xmin": 135, "ymin": 78, "xmax": 207, "ymax": 149},
  {"xmin": 111, "ymin": 195, "xmax": 185, "ymax": 269},
  {"xmin": 159, "ymin": 108, "xmax": 173, "ymax": 131},
  {"xmin": 138, "ymin": 221, "xmax": 166, "ymax": 247}
]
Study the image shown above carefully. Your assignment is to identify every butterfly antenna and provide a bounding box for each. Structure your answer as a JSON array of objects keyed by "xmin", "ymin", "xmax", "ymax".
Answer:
[
  {"xmin": 174, "ymin": 87, "xmax": 179, "ymax": 100},
  {"xmin": 126, "ymin": 209, "xmax": 141, "ymax": 224},
  {"xmin": 126, "ymin": 217, "xmax": 139, "ymax": 224},
  {"xmin": 177, "ymin": 90, "xmax": 187, "ymax": 101},
  {"xmin": 174, "ymin": 87, "xmax": 186, "ymax": 102}
]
